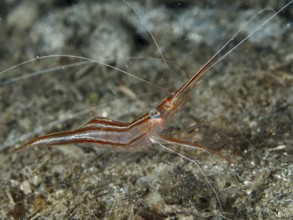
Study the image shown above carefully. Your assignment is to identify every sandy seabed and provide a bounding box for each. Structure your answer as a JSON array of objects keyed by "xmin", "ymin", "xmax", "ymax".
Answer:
[{"xmin": 0, "ymin": 0, "xmax": 292, "ymax": 219}]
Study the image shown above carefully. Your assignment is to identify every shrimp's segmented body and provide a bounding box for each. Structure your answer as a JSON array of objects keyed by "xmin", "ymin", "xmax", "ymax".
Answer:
[
  {"xmin": 17, "ymin": 115, "xmax": 163, "ymax": 152},
  {"xmin": 10, "ymin": 1, "xmax": 292, "ymax": 164},
  {"xmin": 11, "ymin": 55, "xmax": 229, "ymax": 160}
]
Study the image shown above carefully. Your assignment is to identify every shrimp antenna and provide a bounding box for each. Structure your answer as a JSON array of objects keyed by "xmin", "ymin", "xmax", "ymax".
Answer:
[
  {"xmin": 123, "ymin": 0, "xmax": 178, "ymax": 86},
  {"xmin": 0, "ymin": 54, "xmax": 167, "ymax": 91},
  {"xmin": 191, "ymin": 1, "xmax": 293, "ymax": 86}
]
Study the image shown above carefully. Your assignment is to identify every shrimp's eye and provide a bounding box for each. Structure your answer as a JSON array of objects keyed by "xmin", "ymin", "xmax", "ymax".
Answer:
[{"xmin": 149, "ymin": 108, "xmax": 161, "ymax": 119}]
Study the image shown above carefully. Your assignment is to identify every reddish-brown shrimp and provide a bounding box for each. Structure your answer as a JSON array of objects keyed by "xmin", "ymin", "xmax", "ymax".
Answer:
[
  {"xmin": 8, "ymin": 55, "xmax": 230, "ymax": 160},
  {"xmin": 2, "ymin": 1, "xmax": 292, "ymax": 213},
  {"xmin": 8, "ymin": 1, "xmax": 292, "ymax": 160}
]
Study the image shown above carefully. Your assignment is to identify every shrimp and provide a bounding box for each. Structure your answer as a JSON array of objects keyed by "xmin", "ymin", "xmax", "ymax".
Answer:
[
  {"xmin": 9, "ymin": 1, "xmax": 292, "ymax": 160},
  {"xmin": 2, "ymin": 1, "xmax": 292, "ymax": 217},
  {"xmin": 8, "ymin": 52, "xmax": 230, "ymax": 159}
]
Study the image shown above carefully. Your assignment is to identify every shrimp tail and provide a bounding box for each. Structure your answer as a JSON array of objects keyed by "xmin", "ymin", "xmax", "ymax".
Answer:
[{"xmin": 9, "ymin": 130, "xmax": 78, "ymax": 153}]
